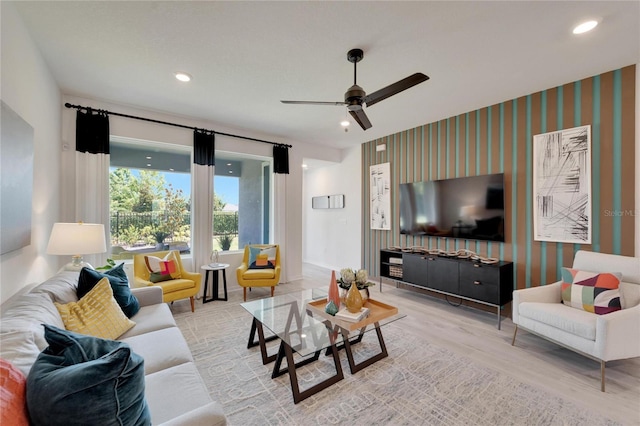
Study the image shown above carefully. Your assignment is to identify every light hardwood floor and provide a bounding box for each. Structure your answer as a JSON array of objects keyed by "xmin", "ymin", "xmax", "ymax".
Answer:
[{"xmin": 264, "ymin": 263, "xmax": 639, "ymax": 425}]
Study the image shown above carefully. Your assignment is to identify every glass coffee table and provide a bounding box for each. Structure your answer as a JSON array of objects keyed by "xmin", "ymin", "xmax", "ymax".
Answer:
[{"xmin": 241, "ymin": 289, "xmax": 405, "ymax": 404}]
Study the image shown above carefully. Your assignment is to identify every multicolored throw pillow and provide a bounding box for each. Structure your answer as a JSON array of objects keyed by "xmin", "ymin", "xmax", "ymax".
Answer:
[
  {"xmin": 561, "ymin": 268, "xmax": 622, "ymax": 315},
  {"xmin": 248, "ymin": 246, "xmax": 276, "ymax": 269},
  {"xmin": 144, "ymin": 252, "xmax": 182, "ymax": 283}
]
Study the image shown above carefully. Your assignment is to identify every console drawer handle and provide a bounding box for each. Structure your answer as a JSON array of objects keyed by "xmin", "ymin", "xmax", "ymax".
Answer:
[{"xmin": 473, "ymin": 280, "xmax": 481, "ymax": 285}]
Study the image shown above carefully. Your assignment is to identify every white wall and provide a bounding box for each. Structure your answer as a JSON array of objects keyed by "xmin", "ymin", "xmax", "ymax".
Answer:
[
  {"xmin": 0, "ymin": 3, "xmax": 62, "ymax": 303},
  {"xmin": 303, "ymin": 146, "xmax": 362, "ymax": 271}
]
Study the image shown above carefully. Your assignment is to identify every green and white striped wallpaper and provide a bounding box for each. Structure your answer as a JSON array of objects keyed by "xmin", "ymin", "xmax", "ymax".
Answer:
[{"xmin": 362, "ymin": 65, "xmax": 636, "ymax": 290}]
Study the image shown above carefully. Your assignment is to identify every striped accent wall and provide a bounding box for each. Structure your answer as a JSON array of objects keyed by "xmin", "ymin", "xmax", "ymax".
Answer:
[{"xmin": 362, "ymin": 65, "xmax": 636, "ymax": 290}]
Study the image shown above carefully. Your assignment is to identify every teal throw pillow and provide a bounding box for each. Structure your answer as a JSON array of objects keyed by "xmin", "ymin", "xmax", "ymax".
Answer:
[
  {"xmin": 26, "ymin": 325, "xmax": 150, "ymax": 426},
  {"xmin": 78, "ymin": 264, "xmax": 140, "ymax": 318}
]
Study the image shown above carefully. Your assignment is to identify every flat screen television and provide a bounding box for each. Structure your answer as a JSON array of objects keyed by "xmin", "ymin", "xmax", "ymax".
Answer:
[{"xmin": 399, "ymin": 173, "xmax": 506, "ymax": 242}]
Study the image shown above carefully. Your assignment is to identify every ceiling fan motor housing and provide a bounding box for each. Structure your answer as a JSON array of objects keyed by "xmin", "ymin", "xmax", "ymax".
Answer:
[{"xmin": 345, "ymin": 84, "xmax": 366, "ymax": 105}]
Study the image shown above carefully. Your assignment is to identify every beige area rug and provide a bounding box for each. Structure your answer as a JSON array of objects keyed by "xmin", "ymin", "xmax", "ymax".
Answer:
[{"xmin": 172, "ymin": 290, "xmax": 620, "ymax": 426}]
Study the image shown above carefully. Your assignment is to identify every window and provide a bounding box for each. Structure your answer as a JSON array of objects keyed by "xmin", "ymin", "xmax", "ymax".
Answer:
[
  {"xmin": 213, "ymin": 152, "xmax": 272, "ymax": 251},
  {"xmin": 108, "ymin": 139, "xmax": 192, "ymax": 260}
]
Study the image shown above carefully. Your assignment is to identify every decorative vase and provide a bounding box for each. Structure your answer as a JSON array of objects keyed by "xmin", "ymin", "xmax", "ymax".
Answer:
[
  {"xmin": 325, "ymin": 300, "xmax": 338, "ymax": 316},
  {"xmin": 328, "ymin": 270, "xmax": 340, "ymax": 308},
  {"xmin": 340, "ymin": 287, "xmax": 369, "ymax": 304},
  {"xmin": 345, "ymin": 282, "xmax": 364, "ymax": 313}
]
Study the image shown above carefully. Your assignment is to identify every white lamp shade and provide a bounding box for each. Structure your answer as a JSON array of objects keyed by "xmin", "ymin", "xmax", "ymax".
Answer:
[
  {"xmin": 46, "ymin": 223, "xmax": 107, "ymax": 255},
  {"xmin": 459, "ymin": 205, "xmax": 477, "ymax": 219}
]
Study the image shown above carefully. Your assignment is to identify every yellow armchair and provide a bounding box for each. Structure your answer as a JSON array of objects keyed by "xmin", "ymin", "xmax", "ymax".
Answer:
[
  {"xmin": 236, "ymin": 244, "xmax": 281, "ymax": 301},
  {"xmin": 133, "ymin": 250, "xmax": 201, "ymax": 312}
]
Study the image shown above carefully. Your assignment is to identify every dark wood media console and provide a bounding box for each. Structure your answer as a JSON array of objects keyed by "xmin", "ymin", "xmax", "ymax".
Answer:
[{"xmin": 379, "ymin": 249, "xmax": 513, "ymax": 329}]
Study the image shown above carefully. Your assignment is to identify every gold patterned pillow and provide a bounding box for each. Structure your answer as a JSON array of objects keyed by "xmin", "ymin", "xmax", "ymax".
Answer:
[{"xmin": 55, "ymin": 278, "xmax": 135, "ymax": 340}]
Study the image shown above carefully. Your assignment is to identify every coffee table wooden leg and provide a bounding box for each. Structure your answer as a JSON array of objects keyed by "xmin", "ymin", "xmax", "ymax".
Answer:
[
  {"xmin": 247, "ymin": 318, "xmax": 278, "ymax": 364},
  {"xmin": 341, "ymin": 321, "xmax": 388, "ymax": 374},
  {"xmin": 277, "ymin": 340, "xmax": 344, "ymax": 404}
]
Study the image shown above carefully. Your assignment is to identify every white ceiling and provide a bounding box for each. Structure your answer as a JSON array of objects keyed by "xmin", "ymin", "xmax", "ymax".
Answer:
[{"xmin": 12, "ymin": 1, "xmax": 640, "ymax": 150}]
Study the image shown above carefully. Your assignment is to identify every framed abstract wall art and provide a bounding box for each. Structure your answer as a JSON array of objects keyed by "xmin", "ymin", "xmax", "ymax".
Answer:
[
  {"xmin": 533, "ymin": 125, "xmax": 591, "ymax": 244},
  {"xmin": 370, "ymin": 162, "xmax": 391, "ymax": 230}
]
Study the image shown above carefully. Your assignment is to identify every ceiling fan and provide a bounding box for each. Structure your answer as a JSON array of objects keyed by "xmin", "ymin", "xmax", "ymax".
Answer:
[{"xmin": 281, "ymin": 48, "xmax": 429, "ymax": 131}]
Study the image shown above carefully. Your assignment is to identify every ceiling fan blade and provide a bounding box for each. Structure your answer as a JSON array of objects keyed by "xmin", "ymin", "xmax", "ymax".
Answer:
[
  {"xmin": 363, "ymin": 73, "xmax": 429, "ymax": 107},
  {"xmin": 349, "ymin": 107, "xmax": 372, "ymax": 130},
  {"xmin": 281, "ymin": 100, "xmax": 346, "ymax": 106}
]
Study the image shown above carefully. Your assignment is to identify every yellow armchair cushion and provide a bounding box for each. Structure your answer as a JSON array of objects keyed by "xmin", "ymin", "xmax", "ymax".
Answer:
[{"xmin": 242, "ymin": 269, "xmax": 276, "ymax": 280}]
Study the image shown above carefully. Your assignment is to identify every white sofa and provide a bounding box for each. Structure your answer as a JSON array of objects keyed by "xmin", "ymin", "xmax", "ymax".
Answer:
[
  {"xmin": 0, "ymin": 271, "xmax": 227, "ymax": 425},
  {"xmin": 512, "ymin": 250, "xmax": 640, "ymax": 391}
]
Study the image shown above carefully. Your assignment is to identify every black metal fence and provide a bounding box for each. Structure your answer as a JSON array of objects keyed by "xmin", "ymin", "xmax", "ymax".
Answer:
[{"xmin": 110, "ymin": 211, "xmax": 238, "ymax": 245}]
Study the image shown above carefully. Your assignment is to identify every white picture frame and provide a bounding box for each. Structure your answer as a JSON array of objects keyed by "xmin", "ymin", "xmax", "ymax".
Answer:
[
  {"xmin": 370, "ymin": 162, "xmax": 391, "ymax": 230},
  {"xmin": 533, "ymin": 125, "xmax": 591, "ymax": 244}
]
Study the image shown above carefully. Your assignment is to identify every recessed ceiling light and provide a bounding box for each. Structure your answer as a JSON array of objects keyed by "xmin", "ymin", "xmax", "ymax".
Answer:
[
  {"xmin": 340, "ymin": 119, "xmax": 350, "ymax": 127},
  {"xmin": 175, "ymin": 72, "xmax": 192, "ymax": 82},
  {"xmin": 146, "ymin": 163, "xmax": 151, "ymax": 167},
  {"xmin": 573, "ymin": 20, "xmax": 598, "ymax": 35},
  {"xmin": 146, "ymin": 156, "xmax": 152, "ymax": 159},
  {"xmin": 228, "ymin": 171, "xmax": 233, "ymax": 174},
  {"xmin": 227, "ymin": 163, "xmax": 232, "ymax": 166},
  {"xmin": 169, "ymin": 168, "xmax": 174, "ymax": 171}
]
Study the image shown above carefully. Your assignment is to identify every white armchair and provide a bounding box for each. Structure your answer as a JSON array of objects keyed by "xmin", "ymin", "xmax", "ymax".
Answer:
[{"xmin": 512, "ymin": 250, "xmax": 640, "ymax": 391}]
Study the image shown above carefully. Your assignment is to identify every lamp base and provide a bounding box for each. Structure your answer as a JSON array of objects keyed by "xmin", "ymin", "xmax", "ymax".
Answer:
[{"xmin": 59, "ymin": 255, "xmax": 94, "ymax": 272}]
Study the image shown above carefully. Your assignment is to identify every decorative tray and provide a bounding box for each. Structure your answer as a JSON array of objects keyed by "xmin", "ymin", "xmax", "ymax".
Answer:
[{"xmin": 306, "ymin": 298, "xmax": 399, "ymax": 331}]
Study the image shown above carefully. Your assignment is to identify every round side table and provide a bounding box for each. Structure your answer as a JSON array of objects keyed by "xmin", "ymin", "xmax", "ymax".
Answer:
[{"xmin": 201, "ymin": 263, "xmax": 229, "ymax": 303}]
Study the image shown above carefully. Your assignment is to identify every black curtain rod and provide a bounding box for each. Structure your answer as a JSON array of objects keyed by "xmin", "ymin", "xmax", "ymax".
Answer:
[{"xmin": 64, "ymin": 103, "xmax": 292, "ymax": 148}]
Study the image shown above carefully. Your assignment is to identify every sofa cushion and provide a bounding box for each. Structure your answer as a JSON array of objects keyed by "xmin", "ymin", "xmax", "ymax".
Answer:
[
  {"xmin": 26, "ymin": 325, "xmax": 150, "ymax": 426},
  {"xmin": 144, "ymin": 362, "xmax": 220, "ymax": 425},
  {"xmin": 144, "ymin": 252, "xmax": 182, "ymax": 283},
  {"xmin": 55, "ymin": 278, "xmax": 135, "ymax": 340},
  {"xmin": 561, "ymin": 268, "xmax": 622, "ymax": 315},
  {"xmin": 29, "ymin": 271, "xmax": 80, "ymax": 304},
  {"xmin": 519, "ymin": 302, "xmax": 597, "ymax": 340},
  {"xmin": 78, "ymin": 264, "xmax": 140, "ymax": 318},
  {"xmin": 0, "ymin": 329, "xmax": 41, "ymax": 377},
  {"xmin": 0, "ymin": 292, "xmax": 65, "ymax": 349},
  {"xmin": 0, "ymin": 358, "xmax": 29, "ymax": 426},
  {"xmin": 121, "ymin": 327, "xmax": 193, "ymax": 374},
  {"xmin": 118, "ymin": 303, "xmax": 177, "ymax": 339}
]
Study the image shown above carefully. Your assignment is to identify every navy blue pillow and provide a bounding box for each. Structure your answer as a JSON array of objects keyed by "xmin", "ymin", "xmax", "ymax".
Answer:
[
  {"xmin": 78, "ymin": 264, "xmax": 140, "ymax": 318},
  {"xmin": 26, "ymin": 325, "xmax": 151, "ymax": 426}
]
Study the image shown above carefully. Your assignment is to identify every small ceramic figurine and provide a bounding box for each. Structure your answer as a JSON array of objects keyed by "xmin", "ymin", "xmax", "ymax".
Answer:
[{"xmin": 325, "ymin": 300, "xmax": 339, "ymax": 316}]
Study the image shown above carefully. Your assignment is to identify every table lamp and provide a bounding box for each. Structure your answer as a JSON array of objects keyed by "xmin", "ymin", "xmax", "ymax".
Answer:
[
  {"xmin": 46, "ymin": 222, "xmax": 107, "ymax": 271},
  {"xmin": 459, "ymin": 205, "xmax": 477, "ymax": 225}
]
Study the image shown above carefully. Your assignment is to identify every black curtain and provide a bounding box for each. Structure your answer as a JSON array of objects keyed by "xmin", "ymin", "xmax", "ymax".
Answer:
[
  {"xmin": 273, "ymin": 144, "xmax": 289, "ymax": 174},
  {"xmin": 194, "ymin": 131, "xmax": 215, "ymax": 166},
  {"xmin": 76, "ymin": 109, "xmax": 109, "ymax": 154}
]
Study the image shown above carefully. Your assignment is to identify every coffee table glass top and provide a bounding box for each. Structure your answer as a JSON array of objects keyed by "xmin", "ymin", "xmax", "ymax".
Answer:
[{"xmin": 241, "ymin": 288, "xmax": 406, "ymax": 357}]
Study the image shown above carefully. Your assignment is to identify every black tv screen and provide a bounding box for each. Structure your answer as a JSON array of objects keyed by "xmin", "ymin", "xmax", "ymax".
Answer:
[{"xmin": 399, "ymin": 173, "xmax": 506, "ymax": 242}]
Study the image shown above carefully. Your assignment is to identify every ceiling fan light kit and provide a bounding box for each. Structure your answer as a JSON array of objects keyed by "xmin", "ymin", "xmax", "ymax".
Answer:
[{"xmin": 281, "ymin": 48, "xmax": 429, "ymax": 131}]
